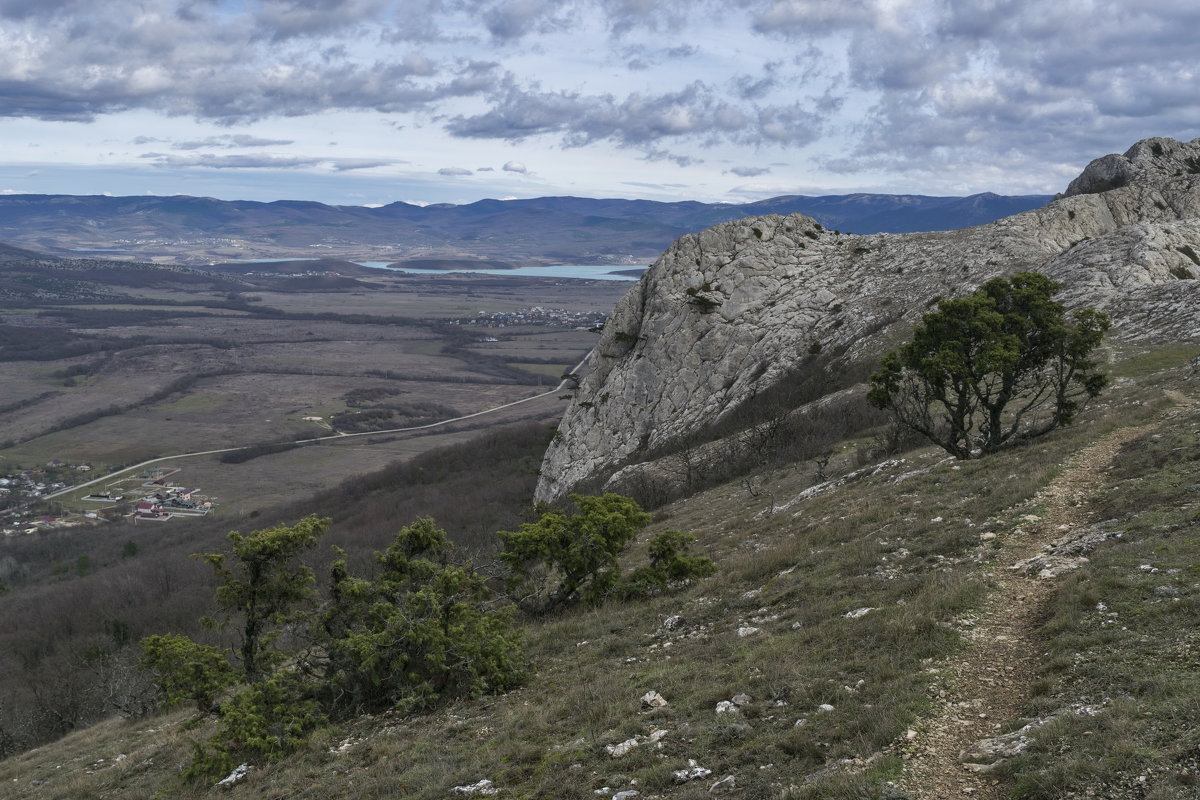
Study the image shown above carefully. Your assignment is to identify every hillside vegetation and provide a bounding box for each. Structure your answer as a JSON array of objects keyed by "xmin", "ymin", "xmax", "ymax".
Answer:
[{"xmin": 2, "ymin": 342, "xmax": 1197, "ymax": 799}]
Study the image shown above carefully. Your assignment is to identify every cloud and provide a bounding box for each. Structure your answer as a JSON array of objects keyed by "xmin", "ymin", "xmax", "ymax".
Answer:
[
  {"xmin": 749, "ymin": 0, "xmax": 877, "ymax": 38},
  {"xmin": 502, "ymin": 160, "xmax": 528, "ymax": 173},
  {"xmin": 140, "ymin": 153, "xmax": 326, "ymax": 169},
  {"xmin": 438, "ymin": 166, "xmax": 474, "ymax": 175},
  {"xmin": 640, "ymin": 147, "xmax": 702, "ymax": 167},
  {"xmin": 733, "ymin": 71, "xmax": 778, "ymax": 100},
  {"xmin": 331, "ymin": 159, "xmax": 399, "ymax": 170},
  {"xmin": 136, "ymin": 152, "xmax": 401, "ymax": 171},
  {"xmin": 729, "ymin": 165, "xmax": 770, "ymax": 176},
  {"xmin": 253, "ymin": 0, "xmax": 394, "ymax": 41},
  {"xmin": 2, "ymin": 0, "xmax": 1200, "ymax": 198},
  {"xmin": 447, "ymin": 80, "xmax": 824, "ymax": 150},
  {"xmin": 172, "ymin": 135, "xmax": 296, "ymax": 150},
  {"xmin": 0, "ymin": 6, "xmax": 502, "ymax": 124},
  {"xmin": 481, "ymin": 0, "xmax": 562, "ymax": 40}
]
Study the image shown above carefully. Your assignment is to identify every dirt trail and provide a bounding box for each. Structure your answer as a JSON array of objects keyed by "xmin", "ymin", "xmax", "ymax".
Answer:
[{"xmin": 899, "ymin": 401, "xmax": 1191, "ymax": 799}]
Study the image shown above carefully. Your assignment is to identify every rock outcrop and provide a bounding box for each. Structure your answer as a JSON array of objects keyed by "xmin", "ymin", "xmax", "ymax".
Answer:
[{"xmin": 535, "ymin": 137, "xmax": 1200, "ymax": 503}]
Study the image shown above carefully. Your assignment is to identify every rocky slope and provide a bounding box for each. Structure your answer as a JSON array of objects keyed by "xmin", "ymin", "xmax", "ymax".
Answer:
[{"xmin": 536, "ymin": 137, "xmax": 1200, "ymax": 503}]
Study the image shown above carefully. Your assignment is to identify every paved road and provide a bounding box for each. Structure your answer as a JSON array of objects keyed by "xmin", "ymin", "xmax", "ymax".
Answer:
[{"xmin": 43, "ymin": 355, "xmax": 588, "ymax": 501}]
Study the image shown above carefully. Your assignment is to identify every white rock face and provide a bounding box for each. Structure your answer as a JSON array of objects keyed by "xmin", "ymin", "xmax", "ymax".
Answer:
[{"xmin": 535, "ymin": 137, "xmax": 1200, "ymax": 503}]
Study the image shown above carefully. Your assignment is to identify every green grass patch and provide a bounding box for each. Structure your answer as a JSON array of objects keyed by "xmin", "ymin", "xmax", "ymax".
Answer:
[
  {"xmin": 1108, "ymin": 343, "xmax": 1200, "ymax": 378},
  {"xmin": 1001, "ymin": 403, "xmax": 1200, "ymax": 798}
]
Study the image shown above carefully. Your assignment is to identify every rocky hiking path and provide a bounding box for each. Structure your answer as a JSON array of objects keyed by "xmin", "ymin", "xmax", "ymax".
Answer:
[{"xmin": 899, "ymin": 396, "xmax": 1194, "ymax": 800}]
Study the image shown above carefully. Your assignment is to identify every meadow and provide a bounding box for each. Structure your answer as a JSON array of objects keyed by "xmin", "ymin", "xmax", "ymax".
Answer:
[{"xmin": 0, "ymin": 267, "xmax": 626, "ymax": 517}]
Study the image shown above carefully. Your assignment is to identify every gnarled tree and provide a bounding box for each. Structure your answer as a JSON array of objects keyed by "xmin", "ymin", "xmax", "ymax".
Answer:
[{"xmin": 867, "ymin": 272, "xmax": 1109, "ymax": 459}]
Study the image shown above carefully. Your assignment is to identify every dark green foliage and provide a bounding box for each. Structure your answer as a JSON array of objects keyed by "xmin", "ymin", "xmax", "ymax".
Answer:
[
  {"xmin": 140, "ymin": 633, "xmax": 236, "ymax": 714},
  {"xmin": 868, "ymin": 272, "xmax": 1109, "ymax": 458},
  {"xmin": 218, "ymin": 440, "xmax": 306, "ymax": 464},
  {"xmin": 142, "ymin": 514, "xmax": 522, "ymax": 780},
  {"xmin": 316, "ymin": 518, "xmax": 524, "ymax": 715},
  {"xmin": 621, "ymin": 531, "xmax": 716, "ymax": 598},
  {"xmin": 182, "ymin": 671, "xmax": 325, "ymax": 783},
  {"xmin": 195, "ymin": 515, "xmax": 329, "ymax": 683},
  {"xmin": 1176, "ymin": 244, "xmax": 1200, "ymax": 266},
  {"xmin": 499, "ymin": 494, "xmax": 652, "ymax": 612}
]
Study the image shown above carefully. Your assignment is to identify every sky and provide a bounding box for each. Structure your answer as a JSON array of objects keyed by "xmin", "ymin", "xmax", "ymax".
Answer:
[{"xmin": 0, "ymin": 0, "xmax": 1197, "ymax": 207}]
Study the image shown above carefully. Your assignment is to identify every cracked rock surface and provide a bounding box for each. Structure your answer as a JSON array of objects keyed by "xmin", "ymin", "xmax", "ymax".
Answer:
[{"xmin": 535, "ymin": 137, "xmax": 1200, "ymax": 503}]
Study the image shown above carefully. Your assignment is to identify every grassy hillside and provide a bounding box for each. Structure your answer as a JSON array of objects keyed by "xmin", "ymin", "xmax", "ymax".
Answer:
[{"xmin": 1, "ymin": 344, "xmax": 1198, "ymax": 799}]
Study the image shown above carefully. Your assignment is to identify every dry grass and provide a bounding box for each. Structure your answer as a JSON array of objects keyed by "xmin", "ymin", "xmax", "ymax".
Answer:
[{"xmin": 1, "ymin": 345, "xmax": 1196, "ymax": 799}]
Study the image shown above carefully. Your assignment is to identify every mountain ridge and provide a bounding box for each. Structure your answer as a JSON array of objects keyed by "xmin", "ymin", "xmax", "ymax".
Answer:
[
  {"xmin": 535, "ymin": 136, "xmax": 1200, "ymax": 504},
  {"xmin": 0, "ymin": 191, "xmax": 1051, "ymax": 265}
]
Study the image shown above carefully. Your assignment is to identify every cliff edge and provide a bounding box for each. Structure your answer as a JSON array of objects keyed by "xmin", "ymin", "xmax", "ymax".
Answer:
[{"xmin": 535, "ymin": 137, "xmax": 1200, "ymax": 503}]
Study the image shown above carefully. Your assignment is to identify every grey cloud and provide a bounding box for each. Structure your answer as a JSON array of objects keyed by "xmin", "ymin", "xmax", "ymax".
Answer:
[
  {"xmin": 640, "ymin": 147, "xmax": 702, "ymax": 167},
  {"xmin": 755, "ymin": 103, "xmax": 822, "ymax": 146},
  {"xmin": 802, "ymin": 0, "xmax": 1200, "ymax": 187},
  {"xmin": 254, "ymin": 0, "xmax": 391, "ymax": 41},
  {"xmin": 729, "ymin": 166, "xmax": 770, "ymax": 176},
  {"xmin": 847, "ymin": 27, "xmax": 964, "ymax": 91},
  {"xmin": 482, "ymin": 0, "xmax": 561, "ymax": 40},
  {"xmin": 448, "ymin": 79, "xmax": 825, "ymax": 151},
  {"xmin": 476, "ymin": 166, "xmax": 495, "ymax": 171},
  {"xmin": 331, "ymin": 159, "xmax": 400, "ymax": 170},
  {"xmin": 138, "ymin": 151, "xmax": 401, "ymax": 171},
  {"xmin": 446, "ymin": 85, "xmax": 582, "ymax": 140},
  {"xmin": 383, "ymin": 0, "xmax": 447, "ymax": 42},
  {"xmin": 733, "ymin": 71, "xmax": 777, "ymax": 100},
  {"xmin": 749, "ymin": 0, "xmax": 876, "ymax": 38},
  {"xmin": 0, "ymin": 0, "xmax": 86, "ymax": 21},
  {"xmin": 0, "ymin": 4, "xmax": 498, "ymax": 123},
  {"xmin": 4, "ymin": 0, "xmax": 1199, "ymax": 193},
  {"xmin": 665, "ymin": 44, "xmax": 697, "ymax": 59},
  {"xmin": 0, "ymin": 81, "xmax": 105, "ymax": 122},
  {"xmin": 438, "ymin": 166, "xmax": 474, "ymax": 175},
  {"xmin": 621, "ymin": 42, "xmax": 697, "ymax": 72},
  {"xmin": 140, "ymin": 153, "xmax": 326, "ymax": 169},
  {"xmin": 596, "ymin": 0, "xmax": 694, "ymax": 37},
  {"xmin": 502, "ymin": 160, "xmax": 528, "ymax": 173},
  {"xmin": 172, "ymin": 135, "xmax": 295, "ymax": 150}
]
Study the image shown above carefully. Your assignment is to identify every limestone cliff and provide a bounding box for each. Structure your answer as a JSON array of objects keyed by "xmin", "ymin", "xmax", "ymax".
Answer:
[{"xmin": 535, "ymin": 137, "xmax": 1200, "ymax": 503}]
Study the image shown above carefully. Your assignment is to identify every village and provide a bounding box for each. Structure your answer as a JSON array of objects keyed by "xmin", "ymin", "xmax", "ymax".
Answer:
[
  {"xmin": 0, "ymin": 462, "xmax": 217, "ymax": 536},
  {"xmin": 450, "ymin": 306, "xmax": 607, "ymax": 328}
]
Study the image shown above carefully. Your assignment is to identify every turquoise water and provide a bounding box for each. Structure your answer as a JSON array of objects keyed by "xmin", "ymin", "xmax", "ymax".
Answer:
[{"xmin": 354, "ymin": 262, "xmax": 644, "ymax": 281}]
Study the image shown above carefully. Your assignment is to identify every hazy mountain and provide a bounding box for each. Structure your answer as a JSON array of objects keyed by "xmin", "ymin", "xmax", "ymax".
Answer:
[{"xmin": 0, "ymin": 191, "xmax": 1051, "ymax": 265}]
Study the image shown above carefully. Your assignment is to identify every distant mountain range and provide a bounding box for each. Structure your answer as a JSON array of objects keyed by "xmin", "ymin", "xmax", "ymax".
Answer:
[{"xmin": 0, "ymin": 191, "xmax": 1052, "ymax": 266}]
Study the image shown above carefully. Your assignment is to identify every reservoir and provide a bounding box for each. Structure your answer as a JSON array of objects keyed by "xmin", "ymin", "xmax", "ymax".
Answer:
[{"xmin": 354, "ymin": 262, "xmax": 643, "ymax": 281}]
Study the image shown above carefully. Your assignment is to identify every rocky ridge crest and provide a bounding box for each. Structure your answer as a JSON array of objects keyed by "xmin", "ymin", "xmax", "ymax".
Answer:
[{"xmin": 535, "ymin": 137, "xmax": 1200, "ymax": 503}]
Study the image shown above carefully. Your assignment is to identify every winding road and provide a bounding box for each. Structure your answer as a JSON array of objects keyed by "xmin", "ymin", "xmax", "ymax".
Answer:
[{"xmin": 43, "ymin": 355, "xmax": 589, "ymax": 501}]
